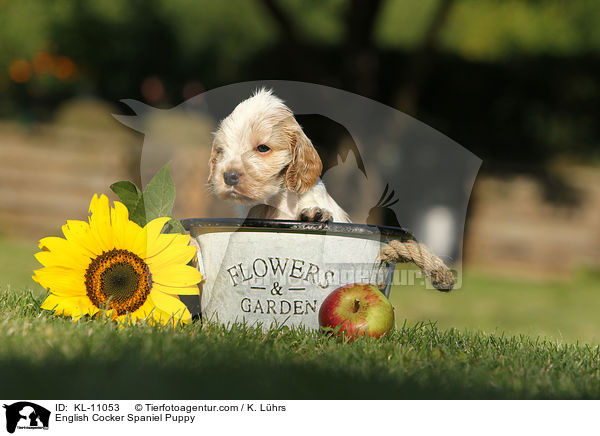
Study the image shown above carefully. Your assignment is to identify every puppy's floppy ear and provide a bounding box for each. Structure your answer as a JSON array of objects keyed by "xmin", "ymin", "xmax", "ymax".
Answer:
[
  {"xmin": 207, "ymin": 140, "xmax": 218, "ymax": 184},
  {"xmin": 285, "ymin": 127, "xmax": 322, "ymax": 194}
]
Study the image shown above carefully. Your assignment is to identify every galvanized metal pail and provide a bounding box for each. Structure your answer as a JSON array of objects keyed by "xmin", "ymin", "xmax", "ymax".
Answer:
[{"xmin": 182, "ymin": 218, "xmax": 411, "ymax": 330}]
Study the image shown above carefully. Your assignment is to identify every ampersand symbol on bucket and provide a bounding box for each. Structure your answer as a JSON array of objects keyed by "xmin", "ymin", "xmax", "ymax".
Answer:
[{"xmin": 270, "ymin": 282, "xmax": 283, "ymax": 295}]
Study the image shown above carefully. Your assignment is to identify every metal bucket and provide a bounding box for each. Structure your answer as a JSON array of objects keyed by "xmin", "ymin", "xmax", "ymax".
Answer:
[{"xmin": 182, "ymin": 218, "xmax": 411, "ymax": 330}]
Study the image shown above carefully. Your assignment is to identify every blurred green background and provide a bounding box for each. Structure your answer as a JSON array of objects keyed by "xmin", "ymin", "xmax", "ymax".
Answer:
[{"xmin": 1, "ymin": 0, "xmax": 600, "ymax": 343}]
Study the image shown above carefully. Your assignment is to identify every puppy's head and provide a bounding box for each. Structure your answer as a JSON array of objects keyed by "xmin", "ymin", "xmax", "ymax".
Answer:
[{"xmin": 208, "ymin": 89, "xmax": 322, "ymax": 204}]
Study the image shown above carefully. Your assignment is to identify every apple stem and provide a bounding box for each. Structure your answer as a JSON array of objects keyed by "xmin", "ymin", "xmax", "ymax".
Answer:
[{"xmin": 353, "ymin": 299, "xmax": 360, "ymax": 313}]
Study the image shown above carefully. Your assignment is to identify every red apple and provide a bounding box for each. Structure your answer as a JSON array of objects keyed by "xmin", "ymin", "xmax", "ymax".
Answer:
[{"xmin": 318, "ymin": 283, "xmax": 394, "ymax": 341}]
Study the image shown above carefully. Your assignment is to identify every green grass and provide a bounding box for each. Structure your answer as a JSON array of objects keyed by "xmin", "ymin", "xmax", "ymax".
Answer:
[
  {"xmin": 3, "ymin": 236, "xmax": 600, "ymax": 398},
  {"xmin": 2, "ymin": 289, "xmax": 600, "ymax": 399},
  {"xmin": 5, "ymin": 235, "xmax": 600, "ymax": 344},
  {"xmin": 0, "ymin": 236, "xmax": 40, "ymax": 292},
  {"xmin": 389, "ymin": 267, "xmax": 600, "ymax": 345}
]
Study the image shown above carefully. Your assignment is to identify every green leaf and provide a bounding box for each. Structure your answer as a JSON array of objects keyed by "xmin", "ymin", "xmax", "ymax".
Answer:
[
  {"xmin": 143, "ymin": 162, "xmax": 176, "ymax": 222},
  {"xmin": 110, "ymin": 180, "xmax": 146, "ymax": 227},
  {"xmin": 110, "ymin": 163, "xmax": 185, "ymax": 233},
  {"xmin": 129, "ymin": 196, "xmax": 147, "ymax": 228},
  {"xmin": 162, "ymin": 218, "xmax": 186, "ymax": 234},
  {"xmin": 110, "ymin": 181, "xmax": 142, "ymax": 213}
]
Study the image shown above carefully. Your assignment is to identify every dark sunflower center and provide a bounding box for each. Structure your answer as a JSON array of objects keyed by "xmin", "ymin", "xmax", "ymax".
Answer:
[
  {"xmin": 85, "ymin": 249, "xmax": 152, "ymax": 316},
  {"xmin": 101, "ymin": 263, "xmax": 139, "ymax": 302}
]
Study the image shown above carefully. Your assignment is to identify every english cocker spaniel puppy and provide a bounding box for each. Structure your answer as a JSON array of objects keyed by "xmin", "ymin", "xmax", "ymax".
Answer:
[{"xmin": 208, "ymin": 89, "xmax": 350, "ymax": 223}]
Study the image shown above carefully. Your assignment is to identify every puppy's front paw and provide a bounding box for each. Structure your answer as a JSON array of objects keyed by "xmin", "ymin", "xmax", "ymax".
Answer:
[{"xmin": 299, "ymin": 207, "xmax": 332, "ymax": 222}]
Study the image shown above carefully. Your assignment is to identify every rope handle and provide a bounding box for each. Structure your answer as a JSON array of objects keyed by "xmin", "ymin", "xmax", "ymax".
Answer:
[{"xmin": 378, "ymin": 239, "xmax": 455, "ymax": 291}]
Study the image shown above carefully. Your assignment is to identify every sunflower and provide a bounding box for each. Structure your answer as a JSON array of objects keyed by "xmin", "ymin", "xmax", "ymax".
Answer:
[{"xmin": 33, "ymin": 194, "xmax": 202, "ymax": 325}]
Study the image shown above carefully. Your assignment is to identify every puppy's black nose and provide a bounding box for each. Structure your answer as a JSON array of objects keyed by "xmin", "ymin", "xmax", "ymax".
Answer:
[{"xmin": 223, "ymin": 170, "xmax": 240, "ymax": 186}]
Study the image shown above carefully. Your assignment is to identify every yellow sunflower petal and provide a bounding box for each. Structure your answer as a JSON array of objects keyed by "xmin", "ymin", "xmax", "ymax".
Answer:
[
  {"xmin": 35, "ymin": 251, "xmax": 89, "ymax": 273},
  {"xmin": 33, "ymin": 266, "xmax": 86, "ymax": 296},
  {"xmin": 146, "ymin": 243, "xmax": 196, "ymax": 268},
  {"xmin": 153, "ymin": 264, "xmax": 203, "ymax": 287},
  {"xmin": 88, "ymin": 193, "xmax": 99, "ymax": 214},
  {"xmin": 88, "ymin": 194, "xmax": 115, "ymax": 251},
  {"xmin": 125, "ymin": 220, "xmax": 148, "ymax": 258},
  {"xmin": 148, "ymin": 291, "xmax": 190, "ymax": 318},
  {"xmin": 110, "ymin": 201, "xmax": 131, "ymax": 250},
  {"xmin": 38, "ymin": 236, "xmax": 89, "ymax": 260},
  {"xmin": 145, "ymin": 232, "xmax": 179, "ymax": 260},
  {"xmin": 141, "ymin": 217, "xmax": 172, "ymax": 256},
  {"xmin": 40, "ymin": 293, "xmax": 62, "ymax": 311},
  {"xmin": 62, "ymin": 220, "xmax": 100, "ymax": 257},
  {"xmin": 149, "ymin": 305, "xmax": 191, "ymax": 326},
  {"xmin": 156, "ymin": 307, "xmax": 191, "ymax": 326},
  {"xmin": 41, "ymin": 293, "xmax": 98, "ymax": 320},
  {"xmin": 161, "ymin": 233, "xmax": 192, "ymax": 251},
  {"xmin": 36, "ymin": 236, "xmax": 91, "ymax": 269},
  {"xmin": 145, "ymin": 216, "xmax": 172, "ymax": 240},
  {"xmin": 118, "ymin": 296, "xmax": 161, "ymax": 324},
  {"xmin": 119, "ymin": 294, "xmax": 191, "ymax": 325},
  {"xmin": 153, "ymin": 282, "xmax": 200, "ymax": 296}
]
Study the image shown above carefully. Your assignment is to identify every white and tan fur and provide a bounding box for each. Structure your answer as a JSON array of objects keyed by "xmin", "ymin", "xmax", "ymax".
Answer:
[{"xmin": 208, "ymin": 89, "xmax": 349, "ymax": 222}]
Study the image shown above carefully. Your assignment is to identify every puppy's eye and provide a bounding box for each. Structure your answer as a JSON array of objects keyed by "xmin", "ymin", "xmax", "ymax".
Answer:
[{"xmin": 256, "ymin": 144, "xmax": 270, "ymax": 153}]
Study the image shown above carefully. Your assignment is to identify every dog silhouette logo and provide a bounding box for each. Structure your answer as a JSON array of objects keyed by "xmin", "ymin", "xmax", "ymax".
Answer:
[
  {"xmin": 3, "ymin": 402, "xmax": 50, "ymax": 434},
  {"xmin": 367, "ymin": 184, "xmax": 401, "ymax": 228}
]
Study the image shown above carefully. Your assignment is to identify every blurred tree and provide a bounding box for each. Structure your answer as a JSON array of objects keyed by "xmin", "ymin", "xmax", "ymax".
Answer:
[
  {"xmin": 49, "ymin": 0, "xmax": 179, "ymax": 103},
  {"xmin": 395, "ymin": 0, "xmax": 456, "ymax": 113},
  {"xmin": 2, "ymin": 0, "xmax": 600, "ymax": 194}
]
